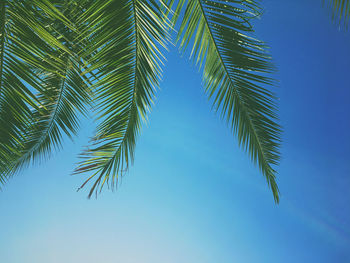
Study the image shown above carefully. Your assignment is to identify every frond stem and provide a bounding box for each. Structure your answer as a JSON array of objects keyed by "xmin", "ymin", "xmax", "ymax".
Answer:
[{"xmin": 107, "ymin": 0, "xmax": 139, "ymax": 169}]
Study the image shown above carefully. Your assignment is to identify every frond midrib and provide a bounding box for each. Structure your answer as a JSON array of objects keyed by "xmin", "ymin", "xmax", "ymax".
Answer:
[{"xmin": 104, "ymin": 0, "xmax": 139, "ymax": 169}]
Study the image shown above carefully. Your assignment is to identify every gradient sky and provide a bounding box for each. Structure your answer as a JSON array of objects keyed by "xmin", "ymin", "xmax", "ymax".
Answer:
[{"xmin": 1, "ymin": 0, "xmax": 350, "ymax": 262}]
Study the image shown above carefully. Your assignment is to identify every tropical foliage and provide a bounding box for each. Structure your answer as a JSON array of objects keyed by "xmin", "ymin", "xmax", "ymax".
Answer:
[
  {"xmin": 327, "ymin": 0, "xmax": 350, "ymax": 25},
  {"xmin": 0, "ymin": 0, "xmax": 283, "ymax": 202}
]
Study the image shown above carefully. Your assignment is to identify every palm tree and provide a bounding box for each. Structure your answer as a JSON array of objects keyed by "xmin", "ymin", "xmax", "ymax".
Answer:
[{"xmin": 0, "ymin": 0, "xmax": 284, "ymax": 202}]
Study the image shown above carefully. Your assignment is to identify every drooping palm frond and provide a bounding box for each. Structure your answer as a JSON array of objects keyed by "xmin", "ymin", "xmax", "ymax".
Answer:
[
  {"xmin": 73, "ymin": 0, "xmax": 168, "ymax": 198},
  {"xmin": 0, "ymin": 1, "xmax": 89, "ymax": 182},
  {"xmin": 166, "ymin": 0, "xmax": 281, "ymax": 202},
  {"xmin": 327, "ymin": 0, "xmax": 350, "ymax": 26},
  {"xmin": 0, "ymin": 1, "xmax": 65, "ymax": 181}
]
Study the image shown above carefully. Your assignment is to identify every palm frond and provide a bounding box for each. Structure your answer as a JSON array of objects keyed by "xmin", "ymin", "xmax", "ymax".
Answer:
[
  {"xmin": 327, "ymin": 0, "xmax": 350, "ymax": 26},
  {"xmin": 167, "ymin": 0, "xmax": 281, "ymax": 202},
  {"xmin": 0, "ymin": 1, "xmax": 89, "ymax": 182},
  {"xmin": 73, "ymin": 0, "xmax": 168, "ymax": 198}
]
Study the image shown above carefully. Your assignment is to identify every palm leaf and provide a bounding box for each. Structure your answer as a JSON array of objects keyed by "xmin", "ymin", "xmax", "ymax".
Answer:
[
  {"xmin": 327, "ymin": 0, "xmax": 350, "ymax": 26},
  {"xmin": 167, "ymin": 0, "xmax": 281, "ymax": 202},
  {"xmin": 0, "ymin": 1, "xmax": 89, "ymax": 182},
  {"xmin": 73, "ymin": 0, "xmax": 168, "ymax": 198}
]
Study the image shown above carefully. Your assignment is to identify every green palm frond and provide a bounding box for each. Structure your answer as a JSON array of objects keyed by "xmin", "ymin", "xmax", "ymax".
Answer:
[
  {"xmin": 73, "ymin": 0, "xmax": 168, "ymax": 198},
  {"xmin": 327, "ymin": 0, "xmax": 350, "ymax": 25},
  {"xmin": 0, "ymin": 1, "xmax": 89, "ymax": 182},
  {"xmin": 167, "ymin": 0, "xmax": 281, "ymax": 202}
]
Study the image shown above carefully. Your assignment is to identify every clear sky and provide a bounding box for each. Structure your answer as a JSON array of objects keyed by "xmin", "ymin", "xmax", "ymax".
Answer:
[{"xmin": 1, "ymin": 0, "xmax": 350, "ymax": 262}]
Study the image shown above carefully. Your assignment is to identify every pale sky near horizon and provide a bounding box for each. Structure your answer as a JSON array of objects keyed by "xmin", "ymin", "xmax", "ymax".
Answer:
[{"xmin": 1, "ymin": 0, "xmax": 350, "ymax": 262}]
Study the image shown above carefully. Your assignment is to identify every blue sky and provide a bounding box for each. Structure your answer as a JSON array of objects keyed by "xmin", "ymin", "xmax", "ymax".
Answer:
[{"xmin": 1, "ymin": 0, "xmax": 350, "ymax": 262}]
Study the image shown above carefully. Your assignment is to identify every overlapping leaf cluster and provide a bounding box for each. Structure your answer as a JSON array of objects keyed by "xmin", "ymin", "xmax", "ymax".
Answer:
[
  {"xmin": 0, "ymin": 0, "xmax": 282, "ymax": 202},
  {"xmin": 0, "ymin": 1, "xmax": 89, "ymax": 182}
]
